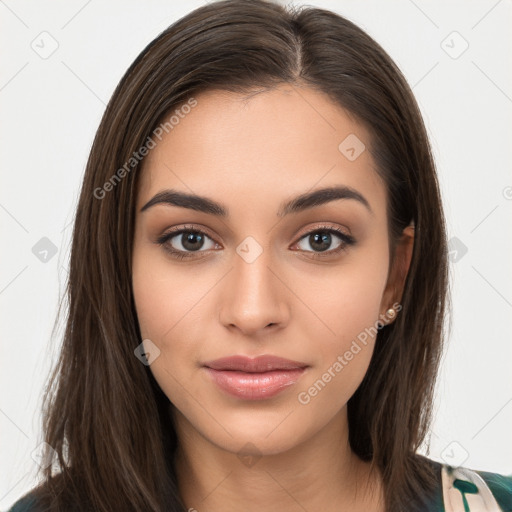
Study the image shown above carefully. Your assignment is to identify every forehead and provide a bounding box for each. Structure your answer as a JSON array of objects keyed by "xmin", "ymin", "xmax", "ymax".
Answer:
[{"xmin": 137, "ymin": 85, "xmax": 386, "ymax": 216}]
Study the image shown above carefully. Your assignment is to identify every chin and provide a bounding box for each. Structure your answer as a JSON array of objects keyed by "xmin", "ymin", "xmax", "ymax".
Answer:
[{"xmin": 203, "ymin": 409, "xmax": 314, "ymax": 455}]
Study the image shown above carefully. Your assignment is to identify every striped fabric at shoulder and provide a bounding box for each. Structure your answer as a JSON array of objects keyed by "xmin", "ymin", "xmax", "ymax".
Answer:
[{"xmin": 442, "ymin": 464, "xmax": 512, "ymax": 512}]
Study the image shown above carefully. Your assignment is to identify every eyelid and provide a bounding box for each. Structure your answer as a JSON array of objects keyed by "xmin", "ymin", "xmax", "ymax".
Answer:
[
  {"xmin": 292, "ymin": 223, "xmax": 353, "ymax": 243},
  {"xmin": 156, "ymin": 223, "xmax": 218, "ymax": 243}
]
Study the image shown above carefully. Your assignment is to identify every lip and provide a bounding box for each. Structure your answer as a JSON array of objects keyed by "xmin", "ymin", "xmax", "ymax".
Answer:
[
  {"xmin": 203, "ymin": 355, "xmax": 308, "ymax": 372},
  {"xmin": 203, "ymin": 355, "xmax": 309, "ymax": 400}
]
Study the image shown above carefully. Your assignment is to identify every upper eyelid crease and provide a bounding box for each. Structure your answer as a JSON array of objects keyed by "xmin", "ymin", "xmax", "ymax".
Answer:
[{"xmin": 140, "ymin": 185, "xmax": 373, "ymax": 217}]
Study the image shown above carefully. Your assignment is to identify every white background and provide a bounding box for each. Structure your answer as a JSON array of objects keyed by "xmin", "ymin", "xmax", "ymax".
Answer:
[{"xmin": 1, "ymin": 0, "xmax": 511, "ymax": 509}]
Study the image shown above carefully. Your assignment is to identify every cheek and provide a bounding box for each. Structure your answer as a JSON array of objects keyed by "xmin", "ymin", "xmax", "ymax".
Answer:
[
  {"xmin": 291, "ymin": 251, "xmax": 388, "ymax": 407},
  {"xmin": 132, "ymin": 269, "xmax": 189, "ymax": 411},
  {"xmin": 132, "ymin": 248, "xmax": 215, "ymax": 405},
  {"xmin": 292, "ymin": 252, "xmax": 388, "ymax": 349},
  {"xmin": 132, "ymin": 239, "xmax": 206, "ymax": 342}
]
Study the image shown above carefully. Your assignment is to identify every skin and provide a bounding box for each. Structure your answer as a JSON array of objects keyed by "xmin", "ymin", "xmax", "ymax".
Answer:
[{"xmin": 132, "ymin": 84, "xmax": 414, "ymax": 512}]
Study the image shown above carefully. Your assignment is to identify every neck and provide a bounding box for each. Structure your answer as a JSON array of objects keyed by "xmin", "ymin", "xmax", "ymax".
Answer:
[{"xmin": 172, "ymin": 406, "xmax": 384, "ymax": 512}]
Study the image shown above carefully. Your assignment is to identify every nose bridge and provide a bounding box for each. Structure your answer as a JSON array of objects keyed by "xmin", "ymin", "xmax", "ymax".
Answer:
[{"xmin": 219, "ymin": 236, "xmax": 287, "ymax": 333}]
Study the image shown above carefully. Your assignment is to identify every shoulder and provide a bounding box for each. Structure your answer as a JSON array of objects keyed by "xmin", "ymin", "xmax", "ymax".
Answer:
[
  {"xmin": 5, "ymin": 471, "xmax": 82, "ymax": 512},
  {"xmin": 450, "ymin": 464, "xmax": 512, "ymax": 511},
  {"xmin": 6, "ymin": 488, "xmax": 44, "ymax": 512},
  {"xmin": 416, "ymin": 454, "xmax": 512, "ymax": 511}
]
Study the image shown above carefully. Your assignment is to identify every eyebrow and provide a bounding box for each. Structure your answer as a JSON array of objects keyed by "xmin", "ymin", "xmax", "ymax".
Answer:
[{"xmin": 140, "ymin": 185, "xmax": 373, "ymax": 217}]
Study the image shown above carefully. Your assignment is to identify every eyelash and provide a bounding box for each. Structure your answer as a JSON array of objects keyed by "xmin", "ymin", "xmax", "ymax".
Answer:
[{"xmin": 155, "ymin": 223, "xmax": 356, "ymax": 261}]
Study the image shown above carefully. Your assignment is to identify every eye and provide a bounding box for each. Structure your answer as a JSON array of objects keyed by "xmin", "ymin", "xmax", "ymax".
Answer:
[
  {"xmin": 292, "ymin": 225, "xmax": 356, "ymax": 258},
  {"xmin": 156, "ymin": 224, "xmax": 218, "ymax": 260},
  {"xmin": 156, "ymin": 224, "xmax": 356, "ymax": 261}
]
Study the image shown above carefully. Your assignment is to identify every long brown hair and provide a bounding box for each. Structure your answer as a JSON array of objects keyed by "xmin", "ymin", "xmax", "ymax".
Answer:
[{"xmin": 27, "ymin": 1, "xmax": 450, "ymax": 510}]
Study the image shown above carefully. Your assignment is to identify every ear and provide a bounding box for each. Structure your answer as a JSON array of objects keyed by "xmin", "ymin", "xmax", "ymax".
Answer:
[{"xmin": 379, "ymin": 222, "xmax": 415, "ymax": 325}]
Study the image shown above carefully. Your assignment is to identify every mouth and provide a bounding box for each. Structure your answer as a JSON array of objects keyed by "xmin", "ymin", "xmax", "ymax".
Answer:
[
  {"xmin": 203, "ymin": 354, "xmax": 309, "ymax": 372},
  {"xmin": 202, "ymin": 355, "xmax": 309, "ymax": 400}
]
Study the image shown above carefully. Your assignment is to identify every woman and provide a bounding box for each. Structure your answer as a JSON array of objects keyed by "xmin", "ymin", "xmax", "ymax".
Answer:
[{"xmin": 8, "ymin": 1, "xmax": 512, "ymax": 511}]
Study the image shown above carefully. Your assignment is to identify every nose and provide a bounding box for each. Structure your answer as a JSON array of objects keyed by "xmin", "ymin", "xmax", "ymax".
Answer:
[{"xmin": 218, "ymin": 246, "xmax": 289, "ymax": 337}]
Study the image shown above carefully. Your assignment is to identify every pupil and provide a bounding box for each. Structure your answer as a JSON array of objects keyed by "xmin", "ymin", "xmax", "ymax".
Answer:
[
  {"xmin": 311, "ymin": 232, "xmax": 331, "ymax": 252},
  {"xmin": 182, "ymin": 232, "xmax": 204, "ymax": 251}
]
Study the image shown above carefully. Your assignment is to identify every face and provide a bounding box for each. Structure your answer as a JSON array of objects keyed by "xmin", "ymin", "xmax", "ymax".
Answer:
[{"xmin": 132, "ymin": 84, "xmax": 410, "ymax": 457}]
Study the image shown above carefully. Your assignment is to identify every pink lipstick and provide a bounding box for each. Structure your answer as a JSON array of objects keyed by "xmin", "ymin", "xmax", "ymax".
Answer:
[{"xmin": 203, "ymin": 355, "xmax": 309, "ymax": 400}]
